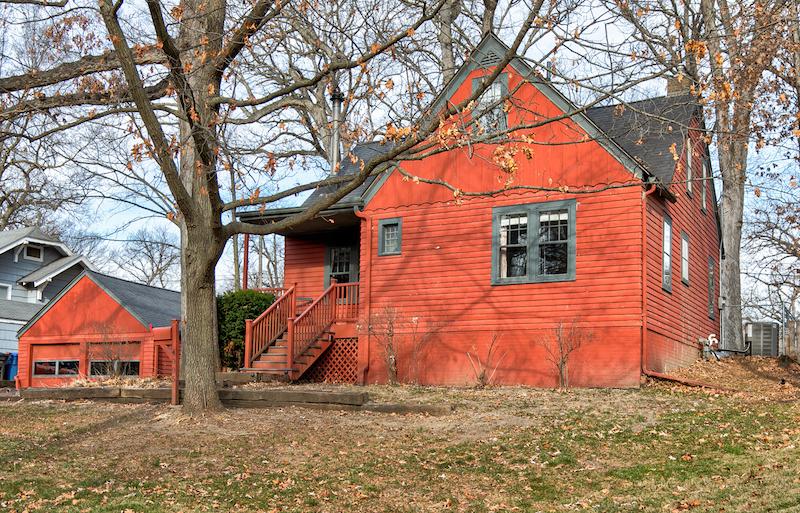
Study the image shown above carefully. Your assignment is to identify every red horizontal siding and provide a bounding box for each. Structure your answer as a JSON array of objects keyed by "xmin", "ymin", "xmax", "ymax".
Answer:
[
  {"xmin": 284, "ymin": 237, "xmax": 326, "ymax": 300},
  {"xmin": 365, "ymin": 327, "xmax": 641, "ymax": 387},
  {"xmin": 644, "ymin": 120, "xmax": 720, "ymax": 372}
]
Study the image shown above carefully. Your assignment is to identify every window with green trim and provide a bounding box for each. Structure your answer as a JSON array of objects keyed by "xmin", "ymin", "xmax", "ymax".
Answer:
[
  {"xmin": 492, "ymin": 200, "xmax": 576, "ymax": 285},
  {"xmin": 662, "ymin": 216, "xmax": 672, "ymax": 292},
  {"xmin": 681, "ymin": 231, "xmax": 690, "ymax": 285},
  {"xmin": 701, "ymin": 162, "xmax": 708, "ymax": 212},
  {"xmin": 707, "ymin": 257, "xmax": 715, "ymax": 319},
  {"xmin": 686, "ymin": 138, "xmax": 693, "ymax": 195},
  {"xmin": 378, "ymin": 218, "xmax": 402, "ymax": 256},
  {"xmin": 472, "ymin": 73, "xmax": 508, "ymax": 133}
]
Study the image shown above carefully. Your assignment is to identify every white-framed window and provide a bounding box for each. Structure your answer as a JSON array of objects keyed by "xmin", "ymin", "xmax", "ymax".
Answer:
[
  {"xmin": 681, "ymin": 232, "xmax": 690, "ymax": 285},
  {"xmin": 23, "ymin": 244, "xmax": 44, "ymax": 262},
  {"xmin": 33, "ymin": 360, "xmax": 80, "ymax": 377},
  {"xmin": 701, "ymin": 162, "xmax": 708, "ymax": 212},
  {"xmin": 662, "ymin": 216, "xmax": 672, "ymax": 292},
  {"xmin": 0, "ymin": 283, "xmax": 11, "ymax": 300},
  {"xmin": 686, "ymin": 139, "xmax": 693, "ymax": 195}
]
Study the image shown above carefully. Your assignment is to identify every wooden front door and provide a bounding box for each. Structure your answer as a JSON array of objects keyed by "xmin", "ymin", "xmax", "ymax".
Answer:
[{"xmin": 326, "ymin": 245, "xmax": 359, "ymax": 286}]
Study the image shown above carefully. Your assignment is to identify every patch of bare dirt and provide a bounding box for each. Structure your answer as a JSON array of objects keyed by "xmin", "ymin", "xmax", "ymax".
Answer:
[{"xmin": 656, "ymin": 355, "xmax": 800, "ymax": 400}]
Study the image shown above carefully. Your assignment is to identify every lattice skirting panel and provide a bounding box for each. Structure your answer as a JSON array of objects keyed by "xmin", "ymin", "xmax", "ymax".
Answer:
[{"xmin": 304, "ymin": 337, "xmax": 358, "ymax": 384}]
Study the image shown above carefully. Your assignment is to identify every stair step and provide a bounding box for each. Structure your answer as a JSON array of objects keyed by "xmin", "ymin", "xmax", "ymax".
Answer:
[{"xmin": 251, "ymin": 361, "xmax": 293, "ymax": 371}]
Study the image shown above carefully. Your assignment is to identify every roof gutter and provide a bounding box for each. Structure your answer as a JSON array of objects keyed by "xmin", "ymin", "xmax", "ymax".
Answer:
[{"xmin": 236, "ymin": 200, "xmax": 364, "ymax": 223}]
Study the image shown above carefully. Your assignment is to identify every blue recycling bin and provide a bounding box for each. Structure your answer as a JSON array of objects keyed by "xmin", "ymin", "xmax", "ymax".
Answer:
[{"xmin": 4, "ymin": 352, "xmax": 18, "ymax": 381}]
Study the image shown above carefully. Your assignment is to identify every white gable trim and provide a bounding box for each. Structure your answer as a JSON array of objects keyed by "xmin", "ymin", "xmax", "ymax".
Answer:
[{"xmin": 4, "ymin": 237, "xmax": 73, "ymax": 260}]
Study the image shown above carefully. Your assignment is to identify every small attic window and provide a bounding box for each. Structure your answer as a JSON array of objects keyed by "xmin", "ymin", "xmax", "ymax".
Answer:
[
  {"xmin": 24, "ymin": 244, "xmax": 43, "ymax": 262},
  {"xmin": 472, "ymin": 73, "xmax": 509, "ymax": 134}
]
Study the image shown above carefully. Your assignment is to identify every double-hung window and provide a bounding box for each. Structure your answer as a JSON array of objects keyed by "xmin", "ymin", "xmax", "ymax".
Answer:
[
  {"xmin": 472, "ymin": 73, "xmax": 508, "ymax": 133},
  {"xmin": 378, "ymin": 218, "xmax": 402, "ymax": 256},
  {"xmin": 662, "ymin": 216, "xmax": 673, "ymax": 292},
  {"xmin": 492, "ymin": 200, "xmax": 576, "ymax": 284},
  {"xmin": 686, "ymin": 138, "xmax": 693, "ymax": 195},
  {"xmin": 701, "ymin": 162, "xmax": 708, "ymax": 212},
  {"xmin": 681, "ymin": 232, "xmax": 690, "ymax": 285},
  {"xmin": 707, "ymin": 257, "xmax": 715, "ymax": 319}
]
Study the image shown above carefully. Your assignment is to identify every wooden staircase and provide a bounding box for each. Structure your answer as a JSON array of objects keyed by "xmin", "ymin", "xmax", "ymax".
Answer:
[{"xmin": 242, "ymin": 281, "xmax": 359, "ymax": 380}]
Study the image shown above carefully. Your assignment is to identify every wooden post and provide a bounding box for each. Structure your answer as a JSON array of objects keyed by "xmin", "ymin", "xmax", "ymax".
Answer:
[
  {"xmin": 289, "ymin": 283, "xmax": 297, "ymax": 319},
  {"xmin": 170, "ymin": 319, "xmax": 180, "ymax": 406},
  {"xmin": 79, "ymin": 341, "xmax": 89, "ymax": 379},
  {"xmin": 242, "ymin": 233, "xmax": 250, "ymax": 290},
  {"xmin": 330, "ymin": 277, "xmax": 337, "ymax": 320},
  {"xmin": 244, "ymin": 319, "xmax": 253, "ymax": 369},
  {"xmin": 286, "ymin": 317, "xmax": 295, "ymax": 375}
]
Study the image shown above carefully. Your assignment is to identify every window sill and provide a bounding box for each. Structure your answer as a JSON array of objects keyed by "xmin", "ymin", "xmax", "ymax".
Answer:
[
  {"xmin": 492, "ymin": 274, "xmax": 576, "ymax": 286},
  {"xmin": 378, "ymin": 251, "xmax": 401, "ymax": 257},
  {"xmin": 662, "ymin": 285, "xmax": 672, "ymax": 294},
  {"xmin": 682, "ymin": 279, "xmax": 690, "ymax": 287}
]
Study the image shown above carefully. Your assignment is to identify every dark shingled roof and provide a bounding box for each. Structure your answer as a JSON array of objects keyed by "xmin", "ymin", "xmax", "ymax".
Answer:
[
  {"xmin": 0, "ymin": 299, "xmax": 44, "ymax": 322},
  {"xmin": 586, "ymin": 94, "xmax": 698, "ymax": 185},
  {"xmin": 18, "ymin": 255, "xmax": 90, "ymax": 286},
  {"xmin": 88, "ymin": 271, "xmax": 181, "ymax": 328},
  {"xmin": 302, "ymin": 141, "xmax": 395, "ymax": 207}
]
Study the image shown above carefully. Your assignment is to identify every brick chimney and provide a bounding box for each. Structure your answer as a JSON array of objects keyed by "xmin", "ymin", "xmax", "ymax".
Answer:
[{"xmin": 666, "ymin": 75, "xmax": 691, "ymax": 97}]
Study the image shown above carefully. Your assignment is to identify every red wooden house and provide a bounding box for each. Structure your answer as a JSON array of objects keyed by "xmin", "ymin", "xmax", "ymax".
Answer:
[
  {"xmin": 239, "ymin": 34, "xmax": 721, "ymax": 387},
  {"xmin": 16, "ymin": 271, "xmax": 180, "ymax": 388}
]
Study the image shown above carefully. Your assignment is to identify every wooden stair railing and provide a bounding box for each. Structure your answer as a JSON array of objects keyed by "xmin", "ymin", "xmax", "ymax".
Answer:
[
  {"xmin": 287, "ymin": 281, "xmax": 337, "ymax": 373},
  {"xmin": 244, "ymin": 285, "xmax": 296, "ymax": 368},
  {"xmin": 286, "ymin": 281, "xmax": 361, "ymax": 377},
  {"xmin": 333, "ymin": 282, "xmax": 360, "ymax": 321}
]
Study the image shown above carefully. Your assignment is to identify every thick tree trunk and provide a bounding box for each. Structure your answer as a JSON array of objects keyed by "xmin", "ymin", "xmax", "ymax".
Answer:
[
  {"xmin": 175, "ymin": 0, "xmax": 227, "ymax": 410},
  {"xmin": 436, "ymin": 0, "xmax": 461, "ymax": 83},
  {"xmin": 720, "ymin": 170, "xmax": 745, "ymax": 350},
  {"xmin": 181, "ymin": 227, "xmax": 224, "ymax": 410},
  {"xmin": 717, "ymin": 108, "xmax": 750, "ymax": 351}
]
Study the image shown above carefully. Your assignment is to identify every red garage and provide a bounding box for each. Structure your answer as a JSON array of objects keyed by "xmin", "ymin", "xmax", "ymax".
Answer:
[{"xmin": 16, "ymin": 271, "xmax": 180, "ymax": 388}]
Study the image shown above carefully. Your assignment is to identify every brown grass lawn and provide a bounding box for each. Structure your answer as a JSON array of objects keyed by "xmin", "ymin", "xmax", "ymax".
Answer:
[{"xmin": 1, "ymin": 360, "xmax": 800, "ymax": 513}]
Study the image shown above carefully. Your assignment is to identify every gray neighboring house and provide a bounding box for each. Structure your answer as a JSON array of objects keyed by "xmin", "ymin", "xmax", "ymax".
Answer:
[{"xmin": 0, "ymin": 227, "xmax": 93, "ymax": 353}]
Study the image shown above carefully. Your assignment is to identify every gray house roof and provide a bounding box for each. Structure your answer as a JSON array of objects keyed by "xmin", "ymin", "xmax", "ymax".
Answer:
[
  {"xmin": 301, "ymin": 141, "xmax": 396, "ymax": 208},
  {"xmin": 18, "ymin": 255, "xmax": 92, "ymax": 287},
  {"xmin": 0, "ymin": 226, "xmax": 68, "ymax": 256},
  {"xmin": 17, "ymin": 271, "xmax": 181, "ymax": 337},
  {"xmin": 0, "ymin": 226, "xmax": 56, "ymax": 247},
  {"xmin": 586, "ymin": 94, "xmax": 698, "ymax": 185},
  {"xmin": 0, "ymin": 298, "xmax": 44, "ymax": 322},
  {"xmin": 87, "ymin": 271, "xmax": 181, "ymax": 328}
]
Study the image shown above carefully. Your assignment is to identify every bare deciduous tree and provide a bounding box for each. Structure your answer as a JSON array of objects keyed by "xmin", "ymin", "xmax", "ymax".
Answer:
[
  {"xmin": 466, "ymin": 332, "xmax": 507, "ymax": 388},
  {"xmin": 615, "ymin": 0, "xmax": 796, "ymax": 350},
  {"xmin": 115, "ymin": 226, "xmax": 180, "ymax": 288},
  {"xmin": 537, "ymin": 319, "xmax": 594, "ymax": 390}
]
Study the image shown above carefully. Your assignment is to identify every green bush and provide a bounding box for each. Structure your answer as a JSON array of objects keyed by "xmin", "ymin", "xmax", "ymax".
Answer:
[{"xmin": 217, "ymin": 289, "xmax": 275, "ymax": 369}]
